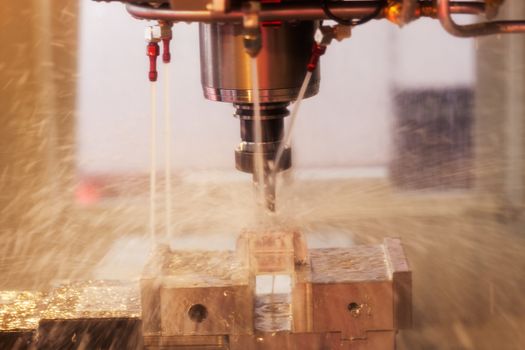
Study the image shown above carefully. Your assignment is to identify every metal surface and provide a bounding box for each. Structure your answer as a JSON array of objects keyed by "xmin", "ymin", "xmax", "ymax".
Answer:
[
  {"xmin": 125, "ymin": 1, "xmax": 486, "ymax": 23},
  {"xmin": 141, "ymin": 232, "xmax": 412, "ymax": 349},
  {"xmin": 0, "ymin": 281, "xmax": 140, "ymax": 332},
  {"xmin": 0, "ymin": 281, "xmax": 141, "ymax": 349},
  {"xmin": 199, "ymin": 21, "xmax": 319, "ymax": 103},
  {"xmin": 0, "ymin": 291, "xmax": 46, "ymax": 331},
  {"xmin": 0, "ymin": 235, "xmax": 411, "ymax": 349},
  {"xmin": 234, "ymin": 103, "xmax": 291, "ymax": 174},
  {"xmin": 438, "ymin": 0, "xmax": 525, "ymax": 37}
]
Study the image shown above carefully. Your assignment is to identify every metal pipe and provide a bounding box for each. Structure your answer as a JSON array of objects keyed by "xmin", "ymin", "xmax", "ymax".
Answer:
[
  {"xmin": 127, "ymin": 2, "xmax": 376, "ymax": 22},
  {"xmin": 126, "ymin": 1, "xmax": 485, "ymax": 23},
  {"xmin": 447, "ymin": 2, "xmax": 485, "ymax": 16},
  {"xmin": 437, "ymin": 0, "xmax": 525, "ymax": 37}
]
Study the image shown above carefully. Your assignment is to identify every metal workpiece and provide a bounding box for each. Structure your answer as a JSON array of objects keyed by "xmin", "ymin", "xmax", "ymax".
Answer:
[
  {"xmin": 234, "ymin": 101, "xmax": 290, "ymax": 119},
  {"xmin": 199, "ymin": 21, "xmax": 320, "ymax": 103},
  {"xmin": 0, "ymin": 234, "xmax": 411, "ymax": 349},
  {"xmin": 140, "ymin": 232, "xmax": 412, "ymax": 349}
]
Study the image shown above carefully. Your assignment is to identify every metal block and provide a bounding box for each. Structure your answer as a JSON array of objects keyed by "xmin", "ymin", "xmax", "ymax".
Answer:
[
  {"xmin": 141, "ymin": 234, "xmax": 411, "ymax": 349},
  {"xmin": 143, "ymin": 248, "xmax": 253, "ymax": 338},
  {"xmin": 237, "ymin": 230, "xmax": 306, "ymax": 274},
  {"xmin": 303, "ymin": 243, "xmax": 402, "ymax": 338},
  {"xmin": 311, "ymin": 281, "xmax": 394, "ymax": 338},
  {"xmin": 0, "ymin": 234, "xmax": 411, "ymax": 349},
  {"xmin": 160, "ymin": 285, "xmax": 253, "ymax": 336}
]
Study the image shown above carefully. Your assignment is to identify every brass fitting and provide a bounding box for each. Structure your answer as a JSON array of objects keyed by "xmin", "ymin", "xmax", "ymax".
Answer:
[{"xmin": 384, "ymin": 1, "xmax": 403, "ymax": 26}]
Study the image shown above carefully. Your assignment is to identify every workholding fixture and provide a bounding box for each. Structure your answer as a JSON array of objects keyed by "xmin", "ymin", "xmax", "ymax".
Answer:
[
  {"xmin": 140, "ymin": 233, "xmax": 411, "ymax": 349},
  {"xmin": 0, "ymin": 234, "xmax": 411, "ymax": 350}
]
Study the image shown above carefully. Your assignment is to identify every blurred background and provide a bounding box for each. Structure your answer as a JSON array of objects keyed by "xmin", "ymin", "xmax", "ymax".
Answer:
[{"xmin": 0, "ymin": 1, "xmax": 524, "ymax": 349}]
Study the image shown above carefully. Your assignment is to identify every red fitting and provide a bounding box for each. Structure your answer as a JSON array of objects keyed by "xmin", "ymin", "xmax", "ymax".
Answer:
[
  {"xmin": 147, "ymin": 42, "xmax": 160, "ymax": 82},
  {"xmin": 162, "ymin": 38, "xmax": 171, "ymax": 63},
  {"xmin": 307, "ymin": 42, "xmax": 327, "ymax": 72}
]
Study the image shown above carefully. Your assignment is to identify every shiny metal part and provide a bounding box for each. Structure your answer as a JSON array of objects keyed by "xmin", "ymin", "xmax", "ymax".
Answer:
[
  {"xmin": 141, "ymin": 247, "xmax": 253, "ymax": 338},
  {"xmin": 0, "ymin": 291, "xmax": 46, "ymax": 331},
  {"xmin": 1, "ymin": 281, "xmax": 141, "ymax": 348},
  {"xmin": 202, "ymin": 85, "xmax": 320, "ymax": 103},
  {"xmin": 42, "ymin": 280, "xmax": 140, "ymax": 320},
  {"xmin": 437, "ymin": 0, "xmax": 525, "ymax": 37},
  {"xmin": 0, "ymin": 235, "xmax": 411, "ymax": 349},
  {"xmin": 0, "ymin": 281, "xmax": 140, "ymax": 332},
  {"xmin": 235, "ymin": 144, "xmax": 291, "ymax": 172},
  {"xmin": 199, "ymin": 21, "xmax": 319, "ymax": 103},
  {"xmin": 234, "ymin": 103, "xmax": 291, "ymax": 173}
]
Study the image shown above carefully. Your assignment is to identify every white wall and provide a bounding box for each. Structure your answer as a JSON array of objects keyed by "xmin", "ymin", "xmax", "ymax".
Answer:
[
  {"xmin": 390, "ymin": 18, "xmax": 475, "ymax": 89},
  {"xmin": 77, "ymin": 1, "xmax": 474, "ymax": 174}
]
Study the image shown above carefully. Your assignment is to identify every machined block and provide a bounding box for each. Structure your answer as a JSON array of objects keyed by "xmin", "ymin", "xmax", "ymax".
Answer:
[
  {"xmin": 140, "ymin": 235, "xmax": 411, "ymax": 350},
  {"xmin": 160, "ymin": 285, "xmax": 253, "ymax": 336}
]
